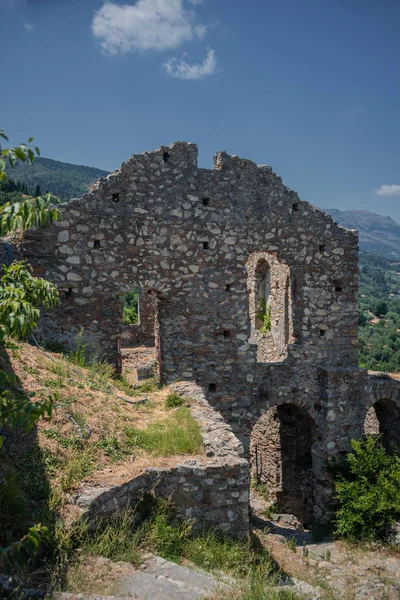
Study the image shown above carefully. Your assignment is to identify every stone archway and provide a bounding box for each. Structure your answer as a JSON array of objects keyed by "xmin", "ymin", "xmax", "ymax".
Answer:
[
  {"xmin": 250, "ymin": 403, "xmax": 316, "ymax": 526},
  {"xmin": 364, "ymin": 398, "xmax": 400, "ymax": 453}
]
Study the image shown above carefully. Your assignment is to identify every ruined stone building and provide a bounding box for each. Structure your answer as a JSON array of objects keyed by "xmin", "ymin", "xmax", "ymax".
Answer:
[{"xmin": 10, "ymin": 142, "xmax": 400, "ymax": 531}]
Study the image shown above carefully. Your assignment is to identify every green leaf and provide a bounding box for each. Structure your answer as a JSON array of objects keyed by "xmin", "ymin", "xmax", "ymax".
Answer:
[
  {"xmin": 28, "ymin": 137, "xmax": 34, "ymax": 143},
  {"xmin": 35, "ymin": 146, "xmax": 40, "ymax": 156},
  {"xmin": 0, "ymin": 131, "xmax": 9, "ymax": 141},
  {"xmin": 14, "ymin": 147, "xmax": 27, "ymax": 161}
]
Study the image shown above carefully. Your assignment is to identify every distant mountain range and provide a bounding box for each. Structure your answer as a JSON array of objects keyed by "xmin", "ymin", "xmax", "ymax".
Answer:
[
  {"xmin": 5, "ymin": 157, "xmax": 109, "ymax": 201},
  {"xmin": 5, "ymin": 156, "xmax": 400, "ymax": 260},
  {"xmin": 324, "ymin": 209, "xmax": 400, "ymax": 260}
]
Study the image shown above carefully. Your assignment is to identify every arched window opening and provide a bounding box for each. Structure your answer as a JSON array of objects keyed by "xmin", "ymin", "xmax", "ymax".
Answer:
[
  {"xmin": 364, "ymin": 399, "xmax": 400, "ymax": 453},
  {"xmin": 250, "ymin": 404, "xmax": 315, "ymax": 527},
  {"xmin": 246, "ymin": 252, "xmax": 294, "ymax": 363}
]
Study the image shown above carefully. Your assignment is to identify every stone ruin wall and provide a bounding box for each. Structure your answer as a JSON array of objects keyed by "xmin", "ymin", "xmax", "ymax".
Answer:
[
  {"xmin": 9, "ymin": 140, "xmax": 400, "ymax": 528},
  {"xmin": 75, "ymin": 383, "xmax": 249, "ymax": 539}
]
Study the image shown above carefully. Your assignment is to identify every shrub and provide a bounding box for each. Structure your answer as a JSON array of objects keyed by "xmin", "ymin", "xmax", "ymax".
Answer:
[
  {"xmin": 331, "ymin": 436, "xmax": 400, "ymax": 542},
  {"xmin": 125, "ymin": 407, "xmax": 202, "ymax": 456},
  {"xmin": 165, "ymin": 392, "xmax": 185, "ymax": 408}
]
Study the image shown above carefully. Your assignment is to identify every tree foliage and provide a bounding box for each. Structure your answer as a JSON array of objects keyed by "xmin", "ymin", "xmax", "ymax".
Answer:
[
  {"xmin": 332, "ymin": 436, "xmax": 400, "ymax": 542},
  {"xmin": 0, "ymin": 130, "xmax": 60, "ymax": 571},
  {"xmin": 123, "ymin": 288, "xmax": 139, "ymax": 324},
  {"xmin": 0, "ymin": 261, "xmax": 59, "ymax": 340},
  {"xmin": 358, "ymin": 252, "xmax": 400, "ymax": 372}
]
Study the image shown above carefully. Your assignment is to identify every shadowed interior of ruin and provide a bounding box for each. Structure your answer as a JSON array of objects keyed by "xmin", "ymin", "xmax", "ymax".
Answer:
[
  {"xmin": 364, "ymin": 398, "xmax": 400, "ymax": 453},
  {"xmin": 250, "ymin": 404, "xmax": 315, "ymax": 527}
]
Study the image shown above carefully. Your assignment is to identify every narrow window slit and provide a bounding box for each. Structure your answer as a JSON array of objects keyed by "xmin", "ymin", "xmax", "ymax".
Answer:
[
  {"xmin": 226, "ymin": 283, "xmax": 232, "ymax": 292},
  {"xmin": 202, "ymin": 197, "xmax": 210, "ymax": 206},
  {"xmin": 319, "ymin": 244, "xmax": 325, "ymax": 252},
  {"xmin": 94, "ymin": 240, "xmax": 101, "ymax": 249},
  {"xmin": 320, "ymin": 329, "xmax": 326, "ymax": 337},
  {"xmin": 208, "ymin": 383, "xmax": 217, "ymax": 393},
  {"xmin": 223, "ymin": 330, "xmax": 231, "ymax": 339},
  {"xmin": 65, "ymin": 288, "xmax": 72, "ymax": 298},
  {"xmin": 203, "ymin": 241, "xmax": 209, "ymax": 250},
  {"xmin": 163, "ymin": 151, "xmax": 170, "ymax": 163},
  {"xmin": 112, "ymin": 193, "xmax": 120, "ymax": 203},
  {"xmin": 292, "ymin": 202, "xmax": 299, "ymax": 212}
]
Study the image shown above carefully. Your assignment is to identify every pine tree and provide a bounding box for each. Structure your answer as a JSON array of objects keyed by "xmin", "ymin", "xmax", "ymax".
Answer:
[{"xmin": 34, "ymin": 184, "xmax": 41, "ymax": 197}]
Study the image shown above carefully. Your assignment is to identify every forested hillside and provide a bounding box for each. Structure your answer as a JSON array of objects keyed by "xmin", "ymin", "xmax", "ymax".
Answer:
[
  {"xmin": 358, "ymin": 252, "xmax": 400, "ymax": 372},
  {"xmin": 4, "ymin": 157, "xmax": 109, "ymax": 201}
]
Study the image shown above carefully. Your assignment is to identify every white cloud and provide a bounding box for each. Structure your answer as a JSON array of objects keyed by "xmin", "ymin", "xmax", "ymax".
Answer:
[
  {"xmin": 23, "ymin": 19, "xmax": 34, "ymax": 31},
  {"xmin": 164, "ymin": 47, "xmax": 217, "ymax": 79},
  {"xmin": 92, "ymin": 0, "xmax": 206, "ymax": 55},
  {"xmin": 376, "ymin": 185, "xmax": 400, "ymax": 197}
]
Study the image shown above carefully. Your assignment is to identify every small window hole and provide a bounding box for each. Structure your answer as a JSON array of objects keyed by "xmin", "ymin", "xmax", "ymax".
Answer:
[
  {"xmin": 335, "ymin": 285, "xmax": 343, "ymax": 292},
  {"xmin": 112, "ymin": 193, "xmax": 120, "ymax": 203},
  {"xmin": 209, "ymin": 383, "xmax": 217, "ymax": 393},
  {"xmin": 203, "ymin": 241, "xmax": 209, "ymax": 250},
  {"xmin": 319, "ymin": 244, "xmax": 325, "ymax": 252},
  {"xmin": 202, "ymin": 197, "xmax": 210, "ymax": 206},
  {"xmin": 292, "ymin": 202, "xmax": 299, "ymax": 212},
  {"xmin": 65, "ymin": 288, "xmax": 72, "ymax": 298},
  {"xmin": 223, "ymin": 330, "xmax": 231, "ymax": 338},
  {"xmin": 320, "ymin": 329, "xmax": 326, "ymax": 337},
  {"xmin": 226, "ymin": 283, "xmax": 232, "ymax": 292},
  {"xmin": 163, "ymin": 151, "xmax": 170, "ymax": 163},
  {"xmin": 94, "ymin": 240, "xmax": 101, "ymax": 249}
]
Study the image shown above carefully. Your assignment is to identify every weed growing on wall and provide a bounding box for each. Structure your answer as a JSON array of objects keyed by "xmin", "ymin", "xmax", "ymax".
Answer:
[{"xmin": 256, "ymin": 298, "xmax": 272, "ymax": 333}]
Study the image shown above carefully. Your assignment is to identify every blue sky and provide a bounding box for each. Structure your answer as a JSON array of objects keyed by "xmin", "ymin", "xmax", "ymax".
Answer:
[{"xmin": 2, "ymin": 0, "xmax": 400, "ymax": 220}]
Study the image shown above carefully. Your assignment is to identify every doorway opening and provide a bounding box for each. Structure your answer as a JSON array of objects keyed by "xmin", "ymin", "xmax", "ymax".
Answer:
[{"xmin": 250, "ymin": 404, "xmax": 315, "ymax": 526}]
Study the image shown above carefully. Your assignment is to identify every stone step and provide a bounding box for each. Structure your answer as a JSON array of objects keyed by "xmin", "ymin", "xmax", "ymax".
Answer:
[{"xmin": 54, "ymin": 554, "xmax": 229, "ymax": 600}]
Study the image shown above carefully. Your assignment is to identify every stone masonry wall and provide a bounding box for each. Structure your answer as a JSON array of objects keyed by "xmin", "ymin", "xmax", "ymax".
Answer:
[
  {"xmin": 74, "ymin": 383, "xmax": 249, "ymax": 539},
  {"xmin": 12, "ymin": 141, "xmax": 400, "ymax": 524}
]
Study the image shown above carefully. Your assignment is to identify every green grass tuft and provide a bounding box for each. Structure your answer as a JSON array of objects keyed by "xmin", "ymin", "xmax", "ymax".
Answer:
[
  {"xmin": 165, "ymin": 392, "xmax": 185, "ymax": 408},
  {"xmin": 124, "ymin": 407, "xmax": 202, "ymax": 456}
]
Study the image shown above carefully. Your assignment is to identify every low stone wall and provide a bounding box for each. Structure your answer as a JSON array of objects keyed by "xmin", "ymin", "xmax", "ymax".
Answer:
[{"xmin": 74, "ymin": 383, "xmax": 250, "ymax": 539}]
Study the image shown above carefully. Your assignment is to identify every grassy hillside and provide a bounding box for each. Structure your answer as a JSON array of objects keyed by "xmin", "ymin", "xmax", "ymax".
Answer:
[{"xmin": 5, "ymin": 157, "xmax": 109, "ymax": 201}]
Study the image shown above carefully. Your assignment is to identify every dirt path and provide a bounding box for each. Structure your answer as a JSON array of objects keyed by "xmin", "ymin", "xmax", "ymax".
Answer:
[{"xmin": 250, "ymin": 489, "xmax": 400, "ymax": 599}]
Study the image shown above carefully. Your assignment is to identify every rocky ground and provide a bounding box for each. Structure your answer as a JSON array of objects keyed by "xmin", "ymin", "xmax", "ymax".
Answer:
[{"xmin": 251, "ymin": 489, "xmax": 400, "ymax": 600}]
